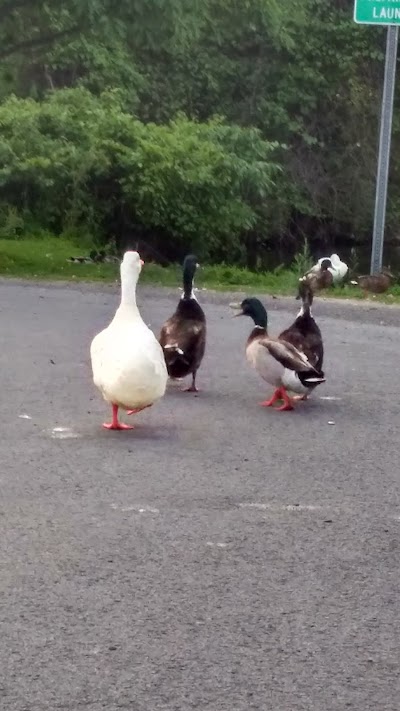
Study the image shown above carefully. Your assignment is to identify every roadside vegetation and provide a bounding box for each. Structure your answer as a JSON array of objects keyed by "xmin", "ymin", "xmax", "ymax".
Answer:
[
  {"xmin": 1, "ymin": 0, "xmax": 399, "ymax": 299},
  {"xmin": 2, "ymin": 236, "xmax": 400, "ymax": 304}
]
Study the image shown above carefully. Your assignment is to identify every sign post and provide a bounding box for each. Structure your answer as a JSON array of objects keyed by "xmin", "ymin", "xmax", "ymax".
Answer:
[{"xmin": 354, "ymin": 0, "xmax": 400, "ymax": 274}]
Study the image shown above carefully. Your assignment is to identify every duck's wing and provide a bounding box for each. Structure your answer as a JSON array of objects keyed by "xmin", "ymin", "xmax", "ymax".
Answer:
[
  {"xmin": 159, "ymin": 313, "xmax": 179, "ymax": 348},
  {"xmin": 278, "ymin": 325, "xmax": 305, "ymax": 351},
  {"xmin": 329, "ymin": 254, "xmax": 348, "ymax": 278},
  {"xmin": 160, "ymin": 314, "xmax": 205, "ymax": 365},
  {"xmin": 279, "ymin": 315, "xmax": 304, "ymax": 345},
  {"xmin": 261, "ymin": 338, "xmax": 318, "ymax": 373},
  {"xmin": 280, "ymin": 317, "xmax": 323, "ymax": 369}
]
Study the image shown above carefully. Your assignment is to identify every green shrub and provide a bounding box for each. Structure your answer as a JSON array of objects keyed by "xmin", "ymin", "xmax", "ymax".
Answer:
[{"xmin": 0, "ymin": 88, "xmax": 281, "ymax": 260}]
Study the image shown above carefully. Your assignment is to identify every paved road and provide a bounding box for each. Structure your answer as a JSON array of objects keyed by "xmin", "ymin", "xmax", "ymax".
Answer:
[{"xmin": 1, "ymin": 280, "xmax": 400, "ymax": 711}]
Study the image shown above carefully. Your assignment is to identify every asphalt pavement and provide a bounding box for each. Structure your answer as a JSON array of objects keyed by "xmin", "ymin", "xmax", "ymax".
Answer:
[{"xmin": 1, "ymin": 279, "xmax": 400, "ymax": 711}]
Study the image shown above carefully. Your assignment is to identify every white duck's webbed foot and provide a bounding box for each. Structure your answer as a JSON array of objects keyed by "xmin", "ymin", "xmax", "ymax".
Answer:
[
  {"xmin": 126, "ymin": 404, "xmax": 153, "ymax": 416},
  {"xmin": 103, "ymin": 404, "xmax": 134, "ymax": 430}
]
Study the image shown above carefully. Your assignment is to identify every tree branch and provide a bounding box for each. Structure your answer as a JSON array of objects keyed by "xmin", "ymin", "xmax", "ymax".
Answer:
[
  {"xmin": 0, "ymin": 0, "xmax": 42, "ymax": 22},
  {"xmin": 0, "ymin": 24, "xmax": 82, "ymax": 61}
]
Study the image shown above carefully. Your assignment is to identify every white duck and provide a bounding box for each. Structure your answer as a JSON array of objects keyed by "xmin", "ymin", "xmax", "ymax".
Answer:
[
  {"xmin": 90, "ymin": 250, "xmax": 168, "ymax": 430},
  {"xmin": 309, "ymin": 253, "xmax": 348, "ymax": 284}
]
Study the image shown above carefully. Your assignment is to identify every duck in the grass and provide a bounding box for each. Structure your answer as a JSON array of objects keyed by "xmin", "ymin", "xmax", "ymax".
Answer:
[
  {"xmin": 159, "ymin": 254, "xmax": 206, "ymax": 392},
  {"xmin": 230, "ymin": 297, "xmax": 325, "ymax": 411},
  {"xmin": 90, "ymin": 251, "xmax": 168, "ymax": 430},
  {"xmin": 350, "ymin": 269, "xmax": 394, "ymax": 295},
  {"xmin": 308, "ymin": 253, "xmax": 348, "ymax": 285},
  {"xmin": 299, "ymin": 258, "xmax": 333, "ymax": 296},
  {"xmin": 279, "ymin": 280, "xmax": 324, "ymax": 401}
]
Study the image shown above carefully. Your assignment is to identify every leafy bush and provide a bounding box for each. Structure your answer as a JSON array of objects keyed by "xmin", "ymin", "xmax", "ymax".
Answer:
[
  {"xmin": 0, "ymin": 88, "xmax": 281, "ymax": 260},
  {"xmin": 0, "ymin": 206, "xmax": 25, "ymax": 239},
  {"xmin": 292, "ymin": 238, "xmax": 313, "ymax": 277}
]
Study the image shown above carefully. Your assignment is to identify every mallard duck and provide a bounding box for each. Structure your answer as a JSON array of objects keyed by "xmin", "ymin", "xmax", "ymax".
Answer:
[
  {"xmin": 298, "ymin": 258, "xmax": 333, "ymax": 296},
  {"xmin": 280, "ymin": 280, "xmax": 324, "ymax": 401},
  {"xmin": 350, "ymin": 269, "xmax": 394, "ymax": 295},
  {"xmin": 230, "ymin": 297, "xmax": 325, "ymax": 411},
  {"xmin": 309, "ymin": 253, "xmax": 348, "ymax": 285},
  {"xmin": 159, "ymin": 254, "xmax": 206, "ymax": 392},
  {"xmin": 90, "ymin": 250, "xmax": 168, "ymax": 430}
]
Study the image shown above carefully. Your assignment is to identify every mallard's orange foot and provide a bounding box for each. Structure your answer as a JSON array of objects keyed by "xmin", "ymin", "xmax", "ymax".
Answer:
[
  {"xmin": 260, "ymin": 388, "xmax": 283, "ymax": 407},
  {"xmin": 275, "ymin": 402, "xmax": 294, "ymax": 412},
  {"xmin": 269, "ymin": 387, "xmax": 294, "ymax": 412},
  {"xmin": 184, "ymin": 385, "xmax": 199, "ymax": 392},
  {"xmin": 273, "ymin": 387, "xmax": 294, "ymax": 411}
]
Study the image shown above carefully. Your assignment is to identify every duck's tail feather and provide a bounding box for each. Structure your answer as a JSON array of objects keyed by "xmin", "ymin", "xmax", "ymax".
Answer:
[
  {"xmin": 298, "ymin": 369, "xmax": 326, "ymax": 387},
  {"xmin": 162, "ymin": 344, "xmax": 190, "ymax": 368},
  {"xmin": 163, "ymin": 344, "xmax": 184, "ymax": 356}
]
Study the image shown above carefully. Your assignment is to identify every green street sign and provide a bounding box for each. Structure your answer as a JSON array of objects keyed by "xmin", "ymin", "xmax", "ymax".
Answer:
[{"xmin": 354, "ymin": 0, "xmax": 400, "ymax": 24}]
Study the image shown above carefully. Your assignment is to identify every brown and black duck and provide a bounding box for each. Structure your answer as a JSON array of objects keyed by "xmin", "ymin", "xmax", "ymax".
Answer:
[
  {"xmin": 298, "ymin": 258, "xmax": 333, "ymax": 297},
  {"xmin": 159, "ymin": 254, "xmax": 206, "ymax": 392},
  {"xmin": 280, "ymin": 280, "xmax": 324, "ymax": 401}
]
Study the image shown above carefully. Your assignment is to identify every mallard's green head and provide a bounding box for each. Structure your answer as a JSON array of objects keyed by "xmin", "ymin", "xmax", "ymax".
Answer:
[
  {"xmin": 230, "ymin": 297, "xmax": 268, "ymax": 328},
  {"xmin": 182, "ymin": 254, "xmax": 200, "ymax": 298}
]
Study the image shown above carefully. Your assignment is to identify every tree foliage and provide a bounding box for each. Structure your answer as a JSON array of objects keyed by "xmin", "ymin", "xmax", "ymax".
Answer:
[
  {"xmin": 0, "ymin": 88, "xmax": 280, "ymax": 260},
  {"xmin": 0, "ymin": 0, "xmax": 396, "ymax": 263}
]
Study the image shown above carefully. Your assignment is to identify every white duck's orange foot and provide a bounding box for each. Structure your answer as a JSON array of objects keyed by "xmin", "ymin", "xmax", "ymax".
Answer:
[
  {"xmin": 103, "ymin": 421, "xmax": 134, "ymax": 430},
  {"xmin": 292, "ymin": 394, "xmax": 308, "ymax": 401},
  {"xmin": 103, "ymin": 404, "xmax": 134, "ymax": 430},
  {"xmin": 126, "ymin": 404, "xmax": 153, "ymax": 416}
]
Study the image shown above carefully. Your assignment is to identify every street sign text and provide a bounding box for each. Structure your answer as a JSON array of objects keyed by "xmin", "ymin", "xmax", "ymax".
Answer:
[{"xmin": 354, "ymin": 0, "xmax": 400, "ymax": 25}]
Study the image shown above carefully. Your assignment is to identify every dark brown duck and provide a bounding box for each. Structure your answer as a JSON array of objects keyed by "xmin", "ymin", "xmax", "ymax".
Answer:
[{"xmin": 159, "ymin": 254, "xmax": 206, "ymax": 392}]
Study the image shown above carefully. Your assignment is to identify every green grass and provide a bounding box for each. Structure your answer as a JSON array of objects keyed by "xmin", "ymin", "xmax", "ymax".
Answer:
[
  {"xmin": 0, "ymin": 236, "xmax": 299, "ymax": 291},
  {"xmin": 1, "ymin": 235, "xmax": 400, "ymax": 304},
  {"xmin": 0, "ymin": 236, "xmax": 119, "ymax": 282}
]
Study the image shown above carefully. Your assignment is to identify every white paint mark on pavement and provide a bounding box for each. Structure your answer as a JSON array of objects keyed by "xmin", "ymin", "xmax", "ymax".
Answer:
[
  {"xmin": 50, "ymin": 427, "xmax": 81, "ymax": 439},
  {"xmin": 18, "ymin": 414, "xmax": 32, "ymax": 420},
  {"xmin": 111, "ymin": 504, "xmax": 159, "ymax": 514},
  {"xmin": 239, "ymin": 502, "xmax": 323, "ymax": 512},
  {"xmin": 206, "ymin": 542, "xmax": 228, "ymax": 548}
]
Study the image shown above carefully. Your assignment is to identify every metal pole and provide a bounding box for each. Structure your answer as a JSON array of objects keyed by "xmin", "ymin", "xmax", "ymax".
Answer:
[{"xmin": 370, "ymin": 25, "xmax": 399, "ymax": 275}]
